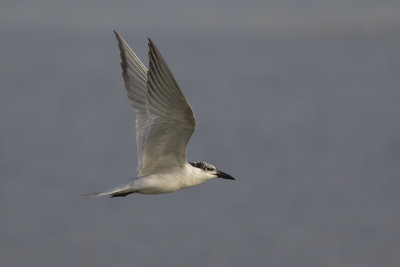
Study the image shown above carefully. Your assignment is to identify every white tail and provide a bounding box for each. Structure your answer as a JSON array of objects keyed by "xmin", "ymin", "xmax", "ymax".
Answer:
[{"xmin": 85, "ymin": 179, "xmax": 136, "ymax": 198}]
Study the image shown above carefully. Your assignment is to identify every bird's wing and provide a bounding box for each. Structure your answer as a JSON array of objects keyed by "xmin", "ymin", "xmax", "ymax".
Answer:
[
  {"xmin": 115, "ymin": 33, "xmax": 196, "ymax": 176},
  {"xmin": 140, "ymin": 38, "xmax": 196, "ymax": 175},
  {"xmin": 114, "ymin": 31, "xmax": 150, "ymax": 173}
]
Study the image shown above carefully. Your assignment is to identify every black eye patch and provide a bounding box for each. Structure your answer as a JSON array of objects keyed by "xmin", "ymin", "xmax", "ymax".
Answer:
[{"xmin": 189, "ymin": 161, "xmax": 216, "ymax": 171}]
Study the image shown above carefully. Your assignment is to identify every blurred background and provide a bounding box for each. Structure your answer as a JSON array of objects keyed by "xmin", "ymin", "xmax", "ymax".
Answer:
[{"xmin": 1, "ymin": 0, "xmax": 399, "ymax": 266}]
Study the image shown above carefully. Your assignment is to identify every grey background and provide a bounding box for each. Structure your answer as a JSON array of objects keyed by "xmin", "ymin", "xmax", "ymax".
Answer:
[{"xmin": 1, "ymin": 0, "xmax": 399, "ymax": 266}]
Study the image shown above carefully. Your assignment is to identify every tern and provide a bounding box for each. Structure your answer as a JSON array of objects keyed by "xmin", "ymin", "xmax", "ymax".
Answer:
[{"xmin": 91, "ymin": 31, "xmax": 235, "ymax": 197}]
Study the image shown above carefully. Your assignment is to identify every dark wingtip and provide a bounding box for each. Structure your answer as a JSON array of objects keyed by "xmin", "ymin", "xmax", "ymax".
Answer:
[
  {"xmin": 113, "ymin": 31, "xmax": 127, "ymax": 75},
  {"xmin": 113, "ymin": 30, "xmax": 119, "ymax": 38},
  {"xmin": 114, "ymin": 30, "xmax": 123, "ymax": 43},
  {"xmin": 148, "ymin": 38, "xmax": 159, "ymax": 52},
  {"xmin": 110, "ymin": 191, "xmax": 133, "ymax": 198}
]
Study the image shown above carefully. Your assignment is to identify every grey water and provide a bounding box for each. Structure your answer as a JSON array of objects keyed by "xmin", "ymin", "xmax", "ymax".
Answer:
[{"xmin": 1, "ymin": 1, "xmax": 400, "ymax": 266}]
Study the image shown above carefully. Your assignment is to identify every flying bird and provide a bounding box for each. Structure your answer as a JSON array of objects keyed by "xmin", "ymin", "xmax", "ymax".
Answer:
[{"xmin": 91, "ymin": 31, "xmax": 235, "ymax": 197}]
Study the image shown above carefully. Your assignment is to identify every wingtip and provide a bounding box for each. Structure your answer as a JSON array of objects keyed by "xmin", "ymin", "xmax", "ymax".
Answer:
[
  {"xmin": 147, "ymin": 37, "xmax": 156, "ymax": 49},
  {"xmin": 114, "ymin": 30, "xmax": 122, "ymax": 41}
]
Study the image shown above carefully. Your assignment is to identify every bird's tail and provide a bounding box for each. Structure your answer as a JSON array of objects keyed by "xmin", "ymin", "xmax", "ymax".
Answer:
[{"xmin": 84, "ymin": 179, "xmax": 136, "ymax": 198}]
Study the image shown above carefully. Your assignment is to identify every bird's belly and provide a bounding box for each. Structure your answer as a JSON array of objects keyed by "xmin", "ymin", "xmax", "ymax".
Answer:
[
  {"xmin": 133, "ymin": 171, "xmax": 206, "ymax": 194},
  {"xmin": 134, "ymin": 174, "xmax": 185, "ymax": 194},
  {"xmin": 136, "ymin": 184, "xmax": 179, "ymax": 194}
]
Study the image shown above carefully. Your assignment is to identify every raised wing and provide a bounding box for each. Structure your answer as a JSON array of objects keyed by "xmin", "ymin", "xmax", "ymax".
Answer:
[
  {"xmin": 114, "ymin": 32, "xmax": 196, "ymax": 176},
  {"xmin": 114, "ymin": 31, "xmax": 150, "ymax": 173},
  {"xmin": 140, "ymin": 38, "xmax": 196, "ymax": 175}
]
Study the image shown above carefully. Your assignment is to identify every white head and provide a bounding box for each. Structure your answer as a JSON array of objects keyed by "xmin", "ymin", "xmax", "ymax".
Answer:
[{"xmin": 189, "ymin": 161, "xmax": 235, "ymax": 181}]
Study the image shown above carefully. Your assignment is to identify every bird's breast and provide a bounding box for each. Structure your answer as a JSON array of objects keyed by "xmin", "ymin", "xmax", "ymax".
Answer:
[{"xmin": 133, "ymin": 166, "xmax": 208, "ymax": 194}]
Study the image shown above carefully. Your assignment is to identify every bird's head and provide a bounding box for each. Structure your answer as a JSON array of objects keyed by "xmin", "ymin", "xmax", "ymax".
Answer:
[{"xmin": 189, "ymin": 161, "xmax": 235, "ymax": 180}]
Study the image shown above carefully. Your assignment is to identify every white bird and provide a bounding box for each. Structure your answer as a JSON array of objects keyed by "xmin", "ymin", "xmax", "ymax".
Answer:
[{"xmin": 92, "ymin": 31, "xmax": 235, "ymax": 197}]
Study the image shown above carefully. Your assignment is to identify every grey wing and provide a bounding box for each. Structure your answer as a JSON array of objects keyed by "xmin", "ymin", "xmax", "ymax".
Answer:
[
  {"xmin": 139, "ymin": 38, "xmax": 196, "ymax": 175},
  {"xmin": 114, "ymin": 31, "xmax": 150, "ymax": 173}
]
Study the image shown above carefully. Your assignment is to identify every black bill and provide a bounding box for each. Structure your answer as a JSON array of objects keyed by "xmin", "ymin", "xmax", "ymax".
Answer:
[{"xmin": 217, "ymin": 170, "xmax": 235, "ymax": 180}]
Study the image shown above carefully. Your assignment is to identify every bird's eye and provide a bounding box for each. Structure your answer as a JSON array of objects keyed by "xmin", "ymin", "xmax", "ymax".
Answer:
[{"xmin": 206, "ymin": 167, "xmax": 214, "ymax": 171}]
